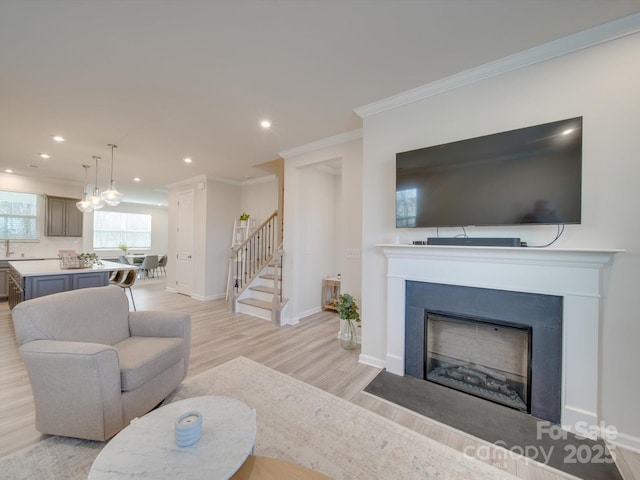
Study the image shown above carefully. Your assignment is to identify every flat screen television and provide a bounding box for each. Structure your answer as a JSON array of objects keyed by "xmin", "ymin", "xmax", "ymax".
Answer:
[{"xmin": 395, "ymin": 117, "xmax": 582, "ymax": 228}]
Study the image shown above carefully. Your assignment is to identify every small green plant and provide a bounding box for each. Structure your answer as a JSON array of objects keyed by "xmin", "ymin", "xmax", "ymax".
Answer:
[
  {"xmin": 335, "ymin": 293, "xmax": 360, "ymax": 323},
  {"xmin": 78, "ymin": 253, "xmax": 102, "ymax": 267},
  {"xmin": 118, "ymin": 243, "xmax": 128, "ymax": 252},
  {"xmin": 239, "ymin": 212, "xmax": 250, "ymax": 221}
]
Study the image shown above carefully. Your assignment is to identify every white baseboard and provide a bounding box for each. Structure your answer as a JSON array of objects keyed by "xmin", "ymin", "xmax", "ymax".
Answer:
[
  {"xmin": 165, "ymin": 287, "xmax": 177, "ymax": 293},
  {"xmin": 298, "ymin": 306, "xmax": 322, "ymax": 319},
  {"xmin": 609, "ymin": 430, "xmax": 640, "ymax": 454},
  {"xmin": 191, "ymin": 292, "xmax": 226, "ymax": 301},
  {"xmin": 358, "ymin": 354, "xmax": 385, "ymax": 369},
  {"xmin": 280, "ymin": 315, "xmax": 299, "ymax": 326}
]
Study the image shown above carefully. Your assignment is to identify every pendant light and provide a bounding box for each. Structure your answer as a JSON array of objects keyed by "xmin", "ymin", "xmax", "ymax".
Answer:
[
  {"xmin": 76, "ymin": 164, "xmax": 93, "ymax": 213},
  {"xmin": 101, "ymin": 143, "xmax": 123, "ymax": 206},
  {"xmin": 87, "ymin": 156, "xmax": 105, "ymax": 210}
]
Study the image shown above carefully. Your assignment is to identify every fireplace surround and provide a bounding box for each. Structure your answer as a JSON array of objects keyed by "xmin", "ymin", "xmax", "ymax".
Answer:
[{"xmin": 379, "ymin": 244, "xmax": 620, "ymax": 431}]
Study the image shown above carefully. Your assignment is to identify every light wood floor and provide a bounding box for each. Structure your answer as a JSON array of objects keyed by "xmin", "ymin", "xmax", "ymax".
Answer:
[{"xmin": 1, "ymin": 280, "xmax": 638, "ymax": 479}]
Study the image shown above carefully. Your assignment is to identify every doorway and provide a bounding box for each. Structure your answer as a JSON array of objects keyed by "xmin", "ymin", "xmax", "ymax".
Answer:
[{"xmin": 176, "ymin": 189, "xmax": 194, "ymax": 295}]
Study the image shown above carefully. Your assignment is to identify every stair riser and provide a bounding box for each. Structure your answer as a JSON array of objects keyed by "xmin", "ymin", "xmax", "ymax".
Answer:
[
  {"xmin": 237, "ymin": 302, "xmax": 272, "ymax": 321},
  {"xmin": 249, "ymin": 290, "xmax": 275, "ymax": 302}
]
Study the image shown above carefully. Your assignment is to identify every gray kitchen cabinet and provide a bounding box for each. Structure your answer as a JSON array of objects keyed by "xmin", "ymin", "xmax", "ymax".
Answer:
[
  {"xmin": 8, "ymin": 264, "xmax": 110, "ymax": 308},
  {"xmin": 46, "ymin": 196, "xmax": 83, "ymax": 237}
]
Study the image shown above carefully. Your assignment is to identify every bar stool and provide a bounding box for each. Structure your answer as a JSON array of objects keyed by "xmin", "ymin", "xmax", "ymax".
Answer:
[
  {"xmin": 114, "ymin": 269, "xmax": 137, "ymax": 311},
  {"xmin": 109, "ymin": 269, "xmax": 125, "ymax": 284}
]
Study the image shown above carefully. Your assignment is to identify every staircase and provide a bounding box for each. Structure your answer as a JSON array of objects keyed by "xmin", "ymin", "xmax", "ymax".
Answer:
[{"xmin": 228, "ymin": 211, "xmax": 288, "ymax": 325}]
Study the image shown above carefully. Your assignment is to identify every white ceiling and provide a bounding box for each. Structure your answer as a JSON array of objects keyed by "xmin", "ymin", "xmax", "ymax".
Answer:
[{"xmin": 2, "ymin": 0, "xmax": 640, "ymax": 205}]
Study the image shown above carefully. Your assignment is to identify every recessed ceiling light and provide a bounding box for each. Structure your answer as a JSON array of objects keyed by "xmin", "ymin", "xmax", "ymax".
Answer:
[
  {"xmin": 4, "ymin": 169, "xmax": 13, "ymax": 174},
  {"xmin": 183, "ymin": 157, "xmax": 192, "ymax": 164},
  {"xmin": 52, "ymin": 135, "xmax": 65, "ymax": 142},
  {"xmin": 39, "ymin": 153, "xmax": 51, "ymax": 159},
  {"xmin": 134, "ymin": 177, "xmax": 141, "ymax": 182},
  {"xmin": 260, "ymin": 120, "xmax": 271, "ymax": 128}
]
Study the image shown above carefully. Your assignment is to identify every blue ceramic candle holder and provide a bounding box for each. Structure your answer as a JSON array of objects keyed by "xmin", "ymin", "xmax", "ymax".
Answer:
[{"xmin": 175, "ymin": 411, "xmax": 203, "ymax": 447}]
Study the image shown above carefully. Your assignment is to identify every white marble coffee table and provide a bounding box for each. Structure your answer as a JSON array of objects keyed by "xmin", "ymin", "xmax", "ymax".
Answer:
[{"xmin": 88, "ymin": 395, "xmax": 257, "ymax": 480}]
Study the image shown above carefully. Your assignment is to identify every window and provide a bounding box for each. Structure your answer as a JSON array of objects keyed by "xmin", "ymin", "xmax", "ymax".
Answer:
[
  {"xmin": 0, "ymin": 190, "xmax": 40, "ymax": 240},
  {"xmin": 93, "ymin": 211, "xmax": 152, "ymax": 249},
  {"xmin": 396, "ymin": 188, "xmax": 417, "ymax": 228}
]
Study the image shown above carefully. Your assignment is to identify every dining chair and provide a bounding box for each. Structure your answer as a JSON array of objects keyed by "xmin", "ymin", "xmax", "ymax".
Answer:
[
  {"xmin": 157, "ymin": 255, "xmax": 167, "ymax": 277},
  {"xmin": 139, "ymin": 255, "xmax": 159, "ymax": 279},
  {"xmin": 119, "ymin": 255, "xmax": 131, "ymax": 265}
]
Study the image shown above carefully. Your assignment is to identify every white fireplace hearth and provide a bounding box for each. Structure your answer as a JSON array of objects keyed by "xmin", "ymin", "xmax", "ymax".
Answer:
[{"xmin": 378, "ymin": 244, "xmax": 622, "ymax": 432}]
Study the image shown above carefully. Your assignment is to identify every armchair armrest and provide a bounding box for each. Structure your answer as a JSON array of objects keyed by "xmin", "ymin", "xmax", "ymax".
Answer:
[
  {"xmin": 128, "ymin": 311, "xmax": 191, "ymax": 378},
  {"xmin": 128, "ymin": 311, "xmax": 191, "ymax": 339},
  {"xmin": 18, "ymin": 340, "xmax": 123, "ymax": 441}
]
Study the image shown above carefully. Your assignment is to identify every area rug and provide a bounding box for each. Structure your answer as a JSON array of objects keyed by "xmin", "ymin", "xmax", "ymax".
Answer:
[{"xmin": 0, "ymin": 356, "xmax": 516, "ymax": 480}]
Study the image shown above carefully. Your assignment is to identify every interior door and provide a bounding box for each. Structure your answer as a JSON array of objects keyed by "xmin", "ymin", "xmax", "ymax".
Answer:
[{"xmin": 176, "ymin": 190, "xmax": 194, "ymax": 296}]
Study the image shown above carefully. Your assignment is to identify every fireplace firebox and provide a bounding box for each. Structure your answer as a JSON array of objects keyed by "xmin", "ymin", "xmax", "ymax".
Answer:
[
  {"xmin": 404, "ymin": 281, "xmax": 562, "ymax": 423},
  {"xmin": 424, "ymin": 311, "xmax": 532, "ymax": 412}
]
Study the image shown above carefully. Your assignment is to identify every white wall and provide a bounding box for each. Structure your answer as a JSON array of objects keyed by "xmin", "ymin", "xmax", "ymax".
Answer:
[
  {"xmin": 240, "ymin": 176, "xmax": 279, "ymax": 226},
  {"xmin": 0, "ymin": 173, "xmax": 167, "ymax": 259},
  {"xmin": 360, "ymin": 32, "xmax": 640, "ymax": 445},
  {"xmin": 204, "ymin": 179, "xmax": 242, "ymax": 299},
  {"xmin": 282, "ymin": 135, "xmax": 362, "ymax": 322}
]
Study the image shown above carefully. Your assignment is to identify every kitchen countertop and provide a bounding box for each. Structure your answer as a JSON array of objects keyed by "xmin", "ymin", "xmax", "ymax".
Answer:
[{"xmin": 8, "ymin": 259, "xmax": 138, "ymax": 277}]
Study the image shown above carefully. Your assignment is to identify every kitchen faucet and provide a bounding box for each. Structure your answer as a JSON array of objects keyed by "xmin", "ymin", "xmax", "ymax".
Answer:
[{"xmin": 5, "ymin": 239, "xmax": 14, "ymax": 257}]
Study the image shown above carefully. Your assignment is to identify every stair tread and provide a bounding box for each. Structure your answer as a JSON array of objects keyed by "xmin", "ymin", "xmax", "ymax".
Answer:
[
  {"xmin": 260, "ymin": 274, "xmax": 277, "ymax": 280},
  {"xmin": 250, "ymin": 285, "xmax": 276, "ymax": 294}
]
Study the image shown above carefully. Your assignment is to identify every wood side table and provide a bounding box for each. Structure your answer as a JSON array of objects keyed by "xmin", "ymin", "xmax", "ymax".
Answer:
[
  {"xmin": 232, "ymin": 455, "xmax": 332, "ymax": 480},
  {"xmin": 321, "ymin": 277, "xmax": 341, "ymax": 311}
]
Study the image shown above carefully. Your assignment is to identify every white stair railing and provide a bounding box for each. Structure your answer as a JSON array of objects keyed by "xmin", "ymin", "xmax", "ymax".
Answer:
[{"xmin": 228, "ymin": 211, "xmax": 278, "ymax": 306}]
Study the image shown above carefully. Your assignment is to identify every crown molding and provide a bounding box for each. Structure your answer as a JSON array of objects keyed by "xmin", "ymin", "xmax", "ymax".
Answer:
[
  {"xmin": 355, "ymin": 12, "xmax": 640, "ymax": 118},
  {"xmin": 241, "ymin": 174, "xmax": 277, "ymax": 186},
  {"xmin": 279, "ymin": 129, "xmax": 362, "ymax": 159}
]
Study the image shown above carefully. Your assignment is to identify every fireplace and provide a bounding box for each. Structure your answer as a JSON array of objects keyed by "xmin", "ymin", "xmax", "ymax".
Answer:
[
  {"xmin": 378, "ymin": 244, "xmax": 620, "ymax": 431},
  {"xmin": 424, "ymin": 311, "xmax": 532, "ymax": 413}
]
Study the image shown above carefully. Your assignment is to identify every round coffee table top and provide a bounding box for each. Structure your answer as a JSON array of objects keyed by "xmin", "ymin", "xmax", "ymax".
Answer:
[{"xmin": 88, "ymin": 395, "xmax": 256, "ymax": 480}]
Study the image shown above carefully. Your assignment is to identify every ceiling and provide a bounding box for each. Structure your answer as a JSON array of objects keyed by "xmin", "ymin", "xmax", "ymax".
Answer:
[{"xmin": 2, "ymin": 1, "xmax": 640, "ymax": 206}]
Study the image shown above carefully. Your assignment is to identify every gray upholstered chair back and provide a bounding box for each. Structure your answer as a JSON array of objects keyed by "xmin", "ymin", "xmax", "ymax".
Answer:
[{"xmin": 12, "ymin": 285, "xmax": 131, "ymax": 346}]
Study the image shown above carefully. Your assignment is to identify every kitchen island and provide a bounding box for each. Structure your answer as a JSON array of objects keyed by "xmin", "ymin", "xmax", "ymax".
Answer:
[{"xmin": 8, "ymin": 259, "xmax": 136, "ymax": 309}]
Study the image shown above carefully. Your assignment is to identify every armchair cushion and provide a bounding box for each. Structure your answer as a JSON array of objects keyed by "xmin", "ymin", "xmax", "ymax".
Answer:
[{"xmin": 114, "ymin": 336, "xmax": 184, "ymax": 391}]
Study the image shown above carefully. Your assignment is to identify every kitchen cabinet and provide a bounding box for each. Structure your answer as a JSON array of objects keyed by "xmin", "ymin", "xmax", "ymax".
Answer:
[
  {"xmin": 46, "ymin": 196, "xmax": 83, "ymax": 237},
  {"xmin": 8, "ymin": 260, "xmax": 133, "ymax": 308}
]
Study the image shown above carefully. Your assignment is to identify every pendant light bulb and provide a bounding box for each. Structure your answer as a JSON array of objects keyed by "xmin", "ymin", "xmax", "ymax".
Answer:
[
  {"xmin": 76, "ymin": 164, "xmax": 94, "ymax": 213},
  {"xmin": 87, "ymin": 156, "xmax": 105, "ymax": 210},
  {"xmin": 101, "ymin": 144, "xmax": 123, "ymax": 206}
]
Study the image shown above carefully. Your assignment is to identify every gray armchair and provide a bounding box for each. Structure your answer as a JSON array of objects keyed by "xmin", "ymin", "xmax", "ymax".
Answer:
[{"xmin": 11, "ymin": 285, "xmax": 191, "ymax": 441}]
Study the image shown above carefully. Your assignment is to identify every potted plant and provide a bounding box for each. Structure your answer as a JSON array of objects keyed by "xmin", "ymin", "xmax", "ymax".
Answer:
[
  {"xmin": 118, "ymin": 243, "xmax": 128, "ymax": 253},
  {"xmin": 239, "ymin": 212, "xmax": 250, "ymax": 226},
  {"xmin": 335, "ymin": 293, "xmax": 360, "ymax": 350},
  {"xmin": 78, "ymin": 253, "xmax": 102, "ymax": 268}
]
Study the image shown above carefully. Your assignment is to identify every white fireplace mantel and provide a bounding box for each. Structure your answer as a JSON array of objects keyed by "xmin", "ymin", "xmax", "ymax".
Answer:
[{"xmin": 378, "ymin": 243, "xmax": 623, "ymax": 430}]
